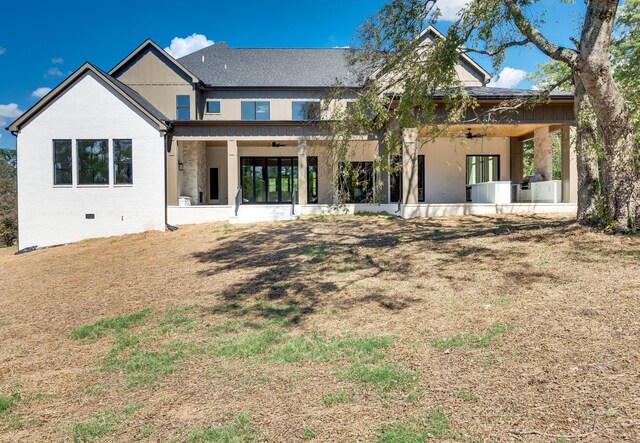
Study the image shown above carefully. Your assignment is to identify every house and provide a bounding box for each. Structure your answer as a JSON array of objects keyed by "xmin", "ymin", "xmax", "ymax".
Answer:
[{"xmin": 7, "ymin": 27, "xmax": 577, "ymax": 249}]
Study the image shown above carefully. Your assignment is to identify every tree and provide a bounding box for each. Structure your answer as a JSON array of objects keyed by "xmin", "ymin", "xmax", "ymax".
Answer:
[
  {"xmin": 327, "ymin": 0, "xmax": 639, "ymax": 232},
  {"xmin": 0, "ymin": 148, "xmax": 17, "ymax": 246}
]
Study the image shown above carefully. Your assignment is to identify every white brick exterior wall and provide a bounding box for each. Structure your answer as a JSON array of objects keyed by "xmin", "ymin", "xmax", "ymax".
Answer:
[{"xmin": 16, "ymin": 72, "xmax": 166, "ymax": 248}]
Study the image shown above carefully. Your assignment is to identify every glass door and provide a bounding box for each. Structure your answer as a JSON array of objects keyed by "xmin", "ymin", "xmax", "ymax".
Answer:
[{"xmin": 241, "ymin": 157, "xmax": 299, "ymax": 203}]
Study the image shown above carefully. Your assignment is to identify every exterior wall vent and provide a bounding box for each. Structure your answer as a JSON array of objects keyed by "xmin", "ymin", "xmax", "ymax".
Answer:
[{"xmin": 85, "ymin": 214, "xmax": 95, "ymax": 219}]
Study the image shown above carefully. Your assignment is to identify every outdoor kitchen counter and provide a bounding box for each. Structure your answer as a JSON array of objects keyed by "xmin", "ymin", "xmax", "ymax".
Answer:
[{"xmin": 469, "ymin": 181, "xmax": 513, "ymax": 204}]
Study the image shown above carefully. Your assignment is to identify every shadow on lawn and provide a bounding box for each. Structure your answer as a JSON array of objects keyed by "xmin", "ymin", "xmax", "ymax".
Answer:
[{"xmin": 191, "ymin": 214, "xmax": 582, "ymax": 322}]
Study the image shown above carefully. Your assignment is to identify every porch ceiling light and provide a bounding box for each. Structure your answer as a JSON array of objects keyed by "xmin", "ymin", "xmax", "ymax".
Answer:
[{"xmin": 178, "ymin": 161, "xmax": 184, "ymax": 171}]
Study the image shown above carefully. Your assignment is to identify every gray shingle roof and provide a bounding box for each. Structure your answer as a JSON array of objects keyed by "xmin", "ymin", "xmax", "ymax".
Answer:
[
  {"xmin": 178, "ymin": 43, "xmax": 361, "ymax": 88},
  {"xmin": 463, "ymin": 86, "xmax": 573, "ymax": 99}
]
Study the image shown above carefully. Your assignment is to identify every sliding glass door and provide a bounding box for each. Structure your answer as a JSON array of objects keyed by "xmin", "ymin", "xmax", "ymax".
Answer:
[{"xmin": 241, "ymin": 157, "xmax": 298, "ymax": 203}]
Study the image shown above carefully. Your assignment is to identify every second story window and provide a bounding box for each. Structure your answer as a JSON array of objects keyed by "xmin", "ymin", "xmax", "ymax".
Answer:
[
  {"xmin": 292, "ymin": 101, "xmax": 321, "ymax": 120},
  {"xmin": 206, "ymin": 100, "xmax": 221, "ymax": 114},
  {"xmin": 176, "ymin": 95, "xmax": 190, "ymax": 120},
  {"xmin": 241, "ymin": 101, "xmax": 270, "ymax": 121}
]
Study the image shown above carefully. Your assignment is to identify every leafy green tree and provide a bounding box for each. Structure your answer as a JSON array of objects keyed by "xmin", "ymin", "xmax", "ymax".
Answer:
[
  {"xmin": 327, "ymin": 0, "xmax": 639, "ymax": 232},
  {"xmin": 0, "ymin": 148, "xmax": 17, "ymax": 246}
]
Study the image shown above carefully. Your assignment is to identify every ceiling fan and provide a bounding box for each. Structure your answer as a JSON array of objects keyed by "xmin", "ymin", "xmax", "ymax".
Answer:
[
  {"xmin": 465, "ymin": 129, "xmax": 485, "ymax": 139},
  {"xmin": 271, "ymin": 141, "xmax": 287, "ymax": 147}
]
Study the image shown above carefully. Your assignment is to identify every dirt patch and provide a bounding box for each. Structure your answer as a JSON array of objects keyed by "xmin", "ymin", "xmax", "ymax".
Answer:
[{"xmin": 0, "ymin": 214, "xmax": 639, "ymax": 441}]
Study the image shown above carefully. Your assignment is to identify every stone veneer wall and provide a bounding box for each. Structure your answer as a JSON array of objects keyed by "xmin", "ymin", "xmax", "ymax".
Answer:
[{"xmin": 180, "ymin": 141, "xmax": 207, "ymax": 204}]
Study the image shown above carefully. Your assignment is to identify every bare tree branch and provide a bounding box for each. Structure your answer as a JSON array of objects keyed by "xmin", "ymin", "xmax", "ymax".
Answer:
[{"xmin": 460, "ymin": 38, "xmax": 531, "ymax": 57}]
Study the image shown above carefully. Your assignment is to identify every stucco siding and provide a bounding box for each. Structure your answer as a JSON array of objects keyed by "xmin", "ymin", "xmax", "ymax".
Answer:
[
  {"xmin": 421, "ymin": 137, "xmax": 511, "ymax": 203},
  {"xmin": 17, "ymin": 73, "xmax": 166, "ymax": 248}
]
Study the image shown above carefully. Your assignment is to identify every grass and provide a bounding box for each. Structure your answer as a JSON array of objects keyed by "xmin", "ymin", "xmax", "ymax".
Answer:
[
  {"xmin": 0, "ymin": 391, "xmax": 20, "ymax": 414},
  {"xmin": 181, "ymin": 414, "xmax": 259, "ymax": 443},
  {"xmin": 323, "ymin": 390, "xmax": 354, "ymax": 406},
  {"xmin": 339, "ymin": 363, "xmax": 417, "ymax": 392},
  {"xmin": 71, "ymin": 308, "xmax": 151, "ymax": 340},
  {"xmin": 3, "ymin": 214, "xmax": 639, "ymax": 441},
  {"xmin": 431, "ymin": 323, "xmax": 509, "ymax": 350},
  {"xmin": 71, "ymin": 404, "xmax": 141, "ymax": 442},
  {"xmin": 377, "ymin": 409, "xmax": 452, "ymax": 442}
]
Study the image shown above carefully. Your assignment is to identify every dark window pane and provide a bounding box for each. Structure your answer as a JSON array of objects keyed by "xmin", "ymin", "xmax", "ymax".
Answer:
[
  {"xmin": 209, "ymin": 168, "xmax": 219, "ymax": 200},
  {"xmin": 206, "ymin": 101, "xmax": 221, "ymax": 114},
  {"xmin": 418, "ymin": 155, "xmax": 425, "ymax": 202},
  {"xmin": 255, "ymin": 102, "xmax": 270, "ymax": 121},
  {"xmin": 254, "ymin": 158, "xmax": 266, "ymax": 202},
  {"xmin": 241, "ymin": 102, "xmax": 255, "ymax": 120},
  {"xmin": 53, "ymin": 139, "xmax": 72, "ymax": 185},
  {"xmin": 113, "ymin": 139, "xmax": 133, "ymax": 185},
  {"xmin": 176, "ymin": 95, "xmax": 190, "ymax": 120},
  {"xmin": 77, "ymin": 139, "xmax": 109, "ymax": 185},
  {"xmin": 390, "ymin": 155, "xmax": 402, "ymax": 203},
  {"xmin": 267, "ymin": 158, "xmax": 279, "ymax": 202},
  {"xmin": 242, "ymin": 158, "xmax": 254, "ymax": 203},
  {"xmin": 307, "ymin": 156, "xmax": 318, "ymax": 203},
  {"xmin": 340, "ymin": 161, "xmax": 374, "ymax": 203}
]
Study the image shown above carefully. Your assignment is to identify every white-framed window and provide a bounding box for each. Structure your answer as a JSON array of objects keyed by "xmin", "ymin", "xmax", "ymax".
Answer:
[{"xmin": 206, "ymin": 100, "xmax": 221, "ymax": 114}]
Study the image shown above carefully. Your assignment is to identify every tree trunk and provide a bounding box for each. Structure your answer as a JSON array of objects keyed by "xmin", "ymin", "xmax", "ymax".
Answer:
[
  {"xmin": 573, "ymin": 75, "xmax": 602, "ymax": 223},
  {"xmin": 576, "ymin": 0, "xmax": 640, "ymax": 231}
]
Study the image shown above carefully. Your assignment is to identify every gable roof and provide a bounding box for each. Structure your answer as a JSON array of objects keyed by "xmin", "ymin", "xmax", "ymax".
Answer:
[
  {"xmin": 109, "ymin": 38, "xmax": 201, "ymax": 84},
  {"xmin": 421, "ymin": 26, "xmax": 492, "ymax": 84},
  {"xmin": 178, "ymin": 44, "xmax": 360, "ymax": 88},
  {"xmin": 7, "ymin": 63, "xmax": 170, "ymax": 133}
]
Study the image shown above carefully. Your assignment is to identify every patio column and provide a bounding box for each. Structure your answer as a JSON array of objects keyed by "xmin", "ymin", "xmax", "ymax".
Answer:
[
  {"xmin": 402, "ymin": 128, "xmax": 419, "ymax": 205},
  {"xmin": 297, "ymin": 137, "xmax": 308, "ymax": 205},
  {"xmin": 533, "ymin": 126, "xmax": 553, "ymax": 181},
  {"xmin": 227, "ymin": 139, "xmax": 239, "ymax": 205},
  {"xmin": 510, "ymin": 138, "xmax": 524, "ymax": 184},
  {"xmin": 180, "ymin": 141, "xmax": 206, "ymax": 205},
  {"xmin": 561, "ymin": 125, "xmax": 578, "ymax": 203}
]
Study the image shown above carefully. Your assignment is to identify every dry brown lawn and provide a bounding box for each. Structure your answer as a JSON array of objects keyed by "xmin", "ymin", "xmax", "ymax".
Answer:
[{"xmin": 0, "ymin": 214, "xmax": 639, "ymax": 442}]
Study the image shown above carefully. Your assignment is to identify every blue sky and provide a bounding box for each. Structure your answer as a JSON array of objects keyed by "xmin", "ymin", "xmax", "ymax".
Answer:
[{"xmin": 0, "ymin": 0, "xmax": 586, "ymax": 148}]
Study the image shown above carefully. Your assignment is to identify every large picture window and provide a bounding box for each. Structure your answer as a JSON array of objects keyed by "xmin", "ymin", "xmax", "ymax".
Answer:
[
  {"xmin": 466, "ymin": 155, "xmax": 500, "ymax": 201},
  {"xmin": 390, "ymin": 155, "xmax": 425, "ymax": 203},
  {"xmin": 113, "ymin": 139, "xmax": 133, "ymax": 185},
  {"xmin": 241, "ymin": 101, "xmax": 270, "ymax": 121},
  {"xmin": 53, "ymin": 139, "xmax": 72, "ymax": 185},
  {"xmin": 339, "ymin": 162, "xmax": 374, "ymax": 203},
  {"xmin": 77, "ymin": 139, "xmax": 109, "ymax": 185}
]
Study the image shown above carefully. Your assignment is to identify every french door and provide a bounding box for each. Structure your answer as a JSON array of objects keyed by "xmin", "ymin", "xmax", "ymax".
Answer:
[{"xmin": 241, "ymin": 157, "xmax": 298, "ymax": 203}]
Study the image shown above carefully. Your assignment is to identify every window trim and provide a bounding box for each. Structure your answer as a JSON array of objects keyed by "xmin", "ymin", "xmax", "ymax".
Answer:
[
  {"xmin": 113, "ymin": 139, "xmax": 133, "ymax": 186},
  {"xmin": 52, "ymin": 139, "xmax": 73, "ymax": 187},
  {"xmin": 76, "ymin": 139, "xmax": 110, "ymax": 187},
  {"xmin": 205, "ymin": 100, "xmax": 221, "ymax": 115}
]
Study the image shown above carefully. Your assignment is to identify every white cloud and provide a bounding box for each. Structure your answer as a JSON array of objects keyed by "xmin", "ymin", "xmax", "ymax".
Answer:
[
  {"xmin": 46, "ymin": 67, "xmax": 64, "ymax": 77},
  {"xmin": 0, "ymin": 47, "xmax": 6, "ymax": 55},
  {"xmin": 487, "ymin": 67, "xmax": 528, "ymax": 88},
  {"xmin": 31, "ymin": 87, "xmax": 52, "ymax": 99},
  {"xmin": 0, "ymin": 103, "xmax": 24, "ymax": 119},
  {"xmin": 51, "ymin": 57, "xmax": 64, "ymax": 64},
  {"xmin": 436, "ymin": 0, "xmax": 470, "ymax": 21},
  {"xmin": 164, "ymin": 33, "xmax": 214, "ymax": 58}
]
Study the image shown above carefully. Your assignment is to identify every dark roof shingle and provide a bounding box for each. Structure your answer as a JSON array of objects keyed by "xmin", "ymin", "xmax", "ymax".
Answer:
[{"xmin": 178, "ymin": 43, "xmax": 361, "ymax": 88}]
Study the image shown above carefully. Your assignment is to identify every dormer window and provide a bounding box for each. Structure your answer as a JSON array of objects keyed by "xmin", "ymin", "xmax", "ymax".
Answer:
[
  {"xmin": 206, "ymin": 100, "xmax": 221, "ymax": 114},
  {"xmin": 241, "ymin": 101, "xmax": 270, "ymax": 121}
]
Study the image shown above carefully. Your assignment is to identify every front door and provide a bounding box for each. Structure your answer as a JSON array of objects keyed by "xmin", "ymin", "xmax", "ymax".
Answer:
[{"xmin": 241, "ymin": 157, "xmax": 298, "ymax": 203}]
